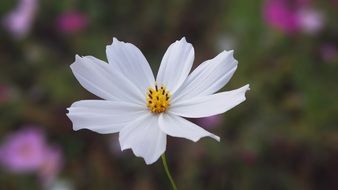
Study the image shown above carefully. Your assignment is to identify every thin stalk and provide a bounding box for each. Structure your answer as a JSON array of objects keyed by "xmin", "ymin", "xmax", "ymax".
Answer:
[{"xmin": 161, "ymin": 154, "xmax": 178, "ymax": 190}]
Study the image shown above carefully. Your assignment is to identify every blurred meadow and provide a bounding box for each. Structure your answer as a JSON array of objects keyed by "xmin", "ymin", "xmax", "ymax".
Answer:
[{"xmin": 0, "ymin": 0, "xmax": 338, "ymax": 189}]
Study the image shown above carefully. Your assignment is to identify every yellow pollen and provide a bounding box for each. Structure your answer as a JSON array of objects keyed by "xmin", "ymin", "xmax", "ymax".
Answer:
[{"xmin": 146, "ymin": 84, "xmax": 171, "ymax": 114}]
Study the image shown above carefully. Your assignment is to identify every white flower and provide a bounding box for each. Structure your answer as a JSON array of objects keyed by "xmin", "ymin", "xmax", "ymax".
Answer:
[{"xmin": 67, "ymin": 37, "xmax": 249, "ymax": 164}]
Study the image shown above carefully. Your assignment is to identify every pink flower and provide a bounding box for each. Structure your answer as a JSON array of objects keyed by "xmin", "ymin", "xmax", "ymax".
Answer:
[
  {"xmin": 0, "ymin": 127, "xmax": 46, "ymax": 172},
  {"xmin": 56, "ymin": 11, "xmax": 88, "ymax": 34},
  {"xmin": 263, "ymin": 0, "xmax": 323, "ymax": 35},
  {"xmin": 2, "ymin": 0, "xmax": 38, "ymax": 39},
  {"xmin": 298, "ymin": 8, "xmax": 324, "ymax": 34},
  {"xmin": 263, "ymin": 0, "xmax": 301, "ymax": 34},
  {"xmin": 0, "ymin": 127, "xmax": 63, "ymax": 185}
]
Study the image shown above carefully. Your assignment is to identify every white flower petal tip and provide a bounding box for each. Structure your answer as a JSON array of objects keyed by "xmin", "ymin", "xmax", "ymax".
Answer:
[
  {"xmin": 120, "ymin": 147, "xmax": 164, "ymax": 165},
  {"xmin": 156, "ymin": 37, "xmax": 194, "ymax": 93},
  {"xmin": 110, "ymin": 37, "xmax": 123, "ymax": 46},
  {"xmin": 106, "ymin": 37, "xmax": 155, "ymax": 95},
  {"xmin": 212, "ymin": 135, "xmax": 221, "ymax": 142},
  {"xmin": 171, "ymin": 49, "xmax": 239, "ymax": 102},
  {"xmin": 119, "ymin": 115, "xmax": 166, "ymax": 165},
  {"xmin": 119, "ymin": 142, "xmax": 165, "ymax": 165},
  {"xmin": 226, "ymin": 50, "xmax": 236, "ymax": 61},
  {"xmin": 178, "ymin": 36, "xmax": 189, "ymax": 45},
  {"xmin": 169, "ymin": 84, "xmax": 250, "ymax": 118},
  {"xmin": 112, "ymin": 37, "xmax": 118, "ymax": 42},
  {"xmin": 180, "ymin": 36, "xmax": 187, "ymax": 42},
  {"xmin": 67, "ymin": 100, "xmax": 146, "ymax": 134},
  {"xmin": 221, "ymin": 49, "xmax": 234, "ymax": 57},
  {"xmin": 119, "ymin": 145, "xmax": 128, "ymax": 151},
  {"xmin": 70, "ymin": 54, "xmax": 145, "ymax": 104},
  {"xmin": 192, "ymin": 133, "xmax": 220, "ymax": 142},
  {"xmin": 241, "ymin": 84, "xmax": 250, "ymax": 95}
]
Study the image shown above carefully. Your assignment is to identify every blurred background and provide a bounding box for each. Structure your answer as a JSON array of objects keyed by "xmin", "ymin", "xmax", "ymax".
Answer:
[{"xmin": 0, "ymin": 0, "xmax": 337, "ymax": 189}]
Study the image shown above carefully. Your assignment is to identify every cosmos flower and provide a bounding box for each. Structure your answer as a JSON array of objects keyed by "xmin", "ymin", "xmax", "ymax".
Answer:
[
  {"xmin": 67, "ymin": 37, "xmax": 249, "ymax": 164},
  {"xmin": 263, "ymin": 0, "xmax": 324, "ymax": 35},
  {"xmin": 0, "ymin": 127, "xmax": 46, "ymax": 172},
  {"xmin": 2, "ymin": 0, "xmax": 38, "ymax": 39},
  {"xmin": 263, "ymin": 0, "xmax": 301, "ymax": 34},
  {"xmin": 0, "ymin": 127, "xmax": 63, "ymax": 186},
  {"xmin": 56, "ymin": 11, "xmax": 88, "ymax": 34}
]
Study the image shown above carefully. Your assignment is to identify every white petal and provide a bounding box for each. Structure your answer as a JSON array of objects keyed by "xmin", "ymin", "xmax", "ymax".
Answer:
[
  {"xmin": 159, "ymin": 114, "xmax": 220, "ymax": 142},
  {"xmin": 119, "ymin": 114, "xmax": 166, "ymax": 165},
  {"xmin": 67, "ymin": 100, "xmax": 147, "ymax": 134},
  {"xmin": 156, "ymin": 37, "xmax": 194, "ymax": 93},
  {"xmin": 70, "ymin": 55, "xmax": 144, "ymax": 104},
  {"xmin": 106, "ymin": 38, "xmax": 155, "ymax": 94},
  {"xmin": 169, "ymin": 84, "xmax": 250, "ymax": 118},
  {"xmin": 172, "ymin": 50, "xmax": 237, "ymax": 102}
]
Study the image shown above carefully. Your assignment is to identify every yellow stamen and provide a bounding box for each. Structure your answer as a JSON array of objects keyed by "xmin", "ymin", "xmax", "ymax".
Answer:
[{"xmin": 146, "ymin": 83, "xmax": 171, "ymax": 114}]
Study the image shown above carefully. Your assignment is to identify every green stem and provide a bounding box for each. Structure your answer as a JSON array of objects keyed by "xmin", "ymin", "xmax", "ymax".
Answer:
[{"xmin": 161, "ymin": 154, "xmax": 178, "ymax": 190}]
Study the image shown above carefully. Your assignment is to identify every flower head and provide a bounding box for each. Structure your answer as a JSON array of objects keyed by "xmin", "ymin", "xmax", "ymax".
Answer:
[
  {"xmin": 298, "ymin": 8, "xmax": 324, "ymax": 34},
  {"xmin": 0, "ymin": 127, "xmax": 46, "ymax": 172},
  {"xmin": 263, "ymin": 0, "xmax": 323, "ymax": 35},
  {"xmin": 263, "ymin": 0, "xmax": 301, "ymax": 34},
  {"xmin": 56, "ymin": 11, "xmax": 88, "ymax": 34},
  {"xmin": 0, "ymin": 127, "xmax": 63, "ymax": 185},
  {"xmin": 2, "ymin": 0, "xmax": 38, "ymax": 39},
  {"xmin": 67, "ymin": 37, "xmax": 249, "ymax": 164}
]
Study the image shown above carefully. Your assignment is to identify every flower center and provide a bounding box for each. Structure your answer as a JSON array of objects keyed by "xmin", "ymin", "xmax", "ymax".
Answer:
[{"xmin": 146, "ymin": 84, "xmax": 171, "ymax": 114}]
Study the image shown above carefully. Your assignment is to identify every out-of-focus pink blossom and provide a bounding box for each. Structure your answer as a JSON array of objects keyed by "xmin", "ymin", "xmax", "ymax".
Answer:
[
  {"xmin": 263, "ymin": 0, "xmax": 324, "ymax": 35},
  {"xmin": 195, "ymin": 115, "xmax": 222, "ymax": 129},
  {"xmin": 0, "ymin": 127, "xmax": 46, "ymax": 172},
  {"xmin": 263, "ymin": 0, "xmax": 300, "ymax": 34},
  {"xmin": 56, "ymin": 11, "xmax": 88, "ymax": 34},
  {"xmin": 2, "ymin": 0, "xmax": 38, "ymax": 39},
  {"xmin": 298, "ymin": 8, "xmax": 324, "ymax": 34},
  {"xmin": 0, "ymin": 126, "xmax": 63, "ymax": 186},
  {"xmin": 38, "ymin": 146, "xmax": 63, "ymax": 186}
]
